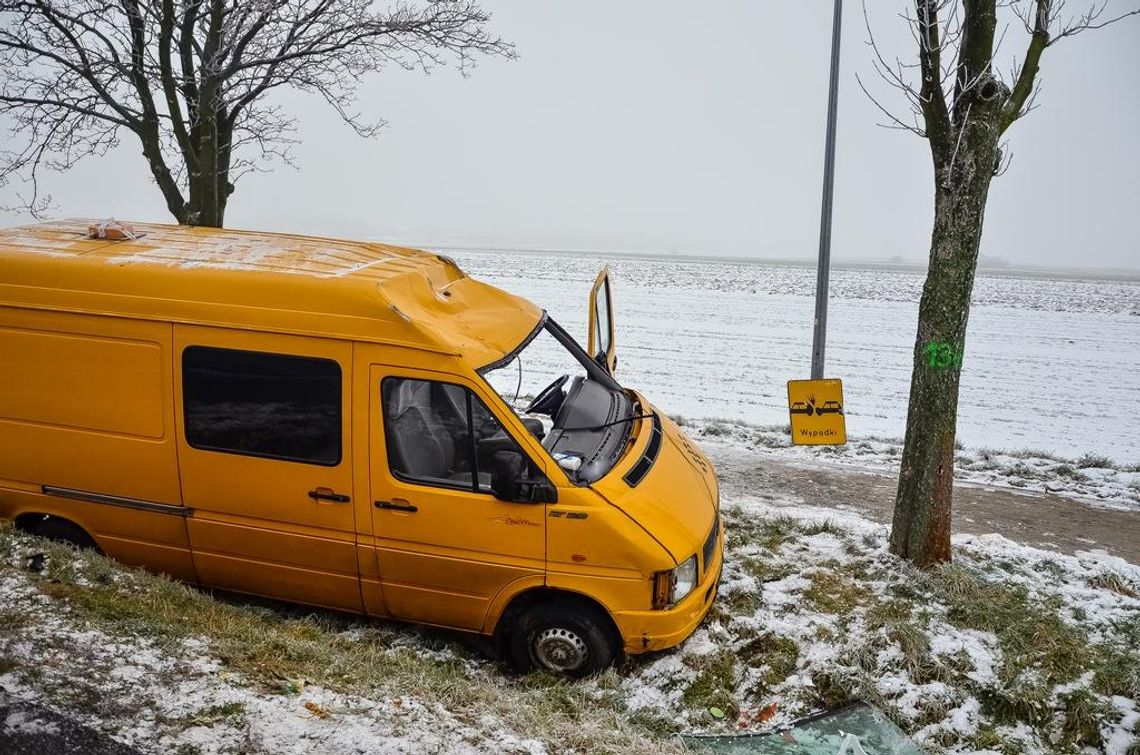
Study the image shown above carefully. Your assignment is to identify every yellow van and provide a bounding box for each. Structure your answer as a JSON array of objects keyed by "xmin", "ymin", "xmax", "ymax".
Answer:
[{"xmin": 0, "ymin": 219, "xmax": 721, "ymax": 675}]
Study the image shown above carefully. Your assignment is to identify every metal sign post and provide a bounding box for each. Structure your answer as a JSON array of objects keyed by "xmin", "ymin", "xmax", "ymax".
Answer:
[{"xmin": 811, "ymin": 0, "xmax": 843, "ymax": 380}]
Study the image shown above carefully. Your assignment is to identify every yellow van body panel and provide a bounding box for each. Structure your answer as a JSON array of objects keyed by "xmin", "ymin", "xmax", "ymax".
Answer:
[
  {"xmin": 591, "ymin": 416, "xmax": 716, "ymax": 562},
  {"xmin": 0, "ymin": 219, "xmax": 721, "ymax": 660},
  {"xmin": 0, "ymin": 219, "xmax": 542, "ymax": 367}
]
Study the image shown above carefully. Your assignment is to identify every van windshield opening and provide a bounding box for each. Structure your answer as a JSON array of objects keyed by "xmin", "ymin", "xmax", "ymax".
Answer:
[{"xmin": 480, "ymin": 317, "xmax": 635, "ymax": 484}]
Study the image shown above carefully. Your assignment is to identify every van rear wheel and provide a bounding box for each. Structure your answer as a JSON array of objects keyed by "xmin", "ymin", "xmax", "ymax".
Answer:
[
  {"xmin": 507, "ymin": 600, "xmax": 619, "ymax": 677},
  {"xmin": 28, "ymin": 516, "xmax": 100, "ymax": 552}
]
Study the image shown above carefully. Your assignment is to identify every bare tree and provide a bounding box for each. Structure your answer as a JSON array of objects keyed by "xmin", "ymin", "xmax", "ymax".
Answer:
[
  {"xmin": 0, "ymin": 0, "xmax": 513, "ymax": 227},
  {"xmin": 860, "ymin": 0, "xmax": 1138, "ymax": 566}
]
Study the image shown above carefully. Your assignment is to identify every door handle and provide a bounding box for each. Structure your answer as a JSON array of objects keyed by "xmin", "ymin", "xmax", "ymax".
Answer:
[
  {"xmin": 309, "ymin": 487, "xmax": 350, "ymax": 503},
  {"xmin": 375, "ymin": 499, "xmax": 418, "ymax": 513}
]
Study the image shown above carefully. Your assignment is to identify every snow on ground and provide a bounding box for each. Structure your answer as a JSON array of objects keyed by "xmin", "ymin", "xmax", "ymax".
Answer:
[
  {"xmin": 3, "ymin": 483, "xmax": 1138, "ymax": 754},
  {"xmin": 678, "ymin": 417, "xmax": 1140, "ymax": 511},
  {"xmin": 613, "ymin": 493, "xmax": 1140, "ymax": 753},
  {"xmin": 448, "ymin": 249, "xmax": 1140, "ymax": 463},
  {"xmin": 0, "ymin": 562, "xmax": 543, "ymax": 755}
]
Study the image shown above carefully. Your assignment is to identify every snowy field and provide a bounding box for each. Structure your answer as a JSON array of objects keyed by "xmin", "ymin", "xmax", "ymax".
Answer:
[{"xmin": 446, "ymin": 249, "xmax": 1140, "ymax": 464}]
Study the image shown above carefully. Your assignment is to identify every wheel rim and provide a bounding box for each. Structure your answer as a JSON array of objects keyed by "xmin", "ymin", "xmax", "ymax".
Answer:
[{"xmin": 533, "ymin": 627, "xmax": 589, "ymax": 672}]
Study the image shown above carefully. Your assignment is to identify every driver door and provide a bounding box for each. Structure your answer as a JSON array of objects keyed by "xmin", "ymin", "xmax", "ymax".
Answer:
[
  {"xmin": 367, "ymin": 365, "xmax": 548, "ymax": 631},
  {"xmin": 587, "ymin": 269, "xmax": 617, "ymax": 374}
]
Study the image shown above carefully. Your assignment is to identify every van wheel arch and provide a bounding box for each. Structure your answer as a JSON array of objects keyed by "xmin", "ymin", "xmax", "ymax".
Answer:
[
  {"xmin": 14, "ymin": 513, "xmax": 100, "ymax": 552},
  {"xmin": 496, "ymin": 588, "xmax": 622, "ymax": 676}
]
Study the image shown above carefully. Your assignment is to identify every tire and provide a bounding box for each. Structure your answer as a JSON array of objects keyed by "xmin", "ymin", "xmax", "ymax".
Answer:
[
  {"xmin": 507, "ymin": 599, "xmax": 619, "ymax": 677},
  {"xmin": 30, "ymin": 517, "xmax": 100, "ymax": 552}
]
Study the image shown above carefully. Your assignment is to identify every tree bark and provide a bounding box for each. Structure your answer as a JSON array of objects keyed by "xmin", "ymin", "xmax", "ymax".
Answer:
[
  {"xmin": 192, "ymin": 97, "xmax": 222, "ymax": 227},
  {"xmin": 891, "ymin": 102, "xmax": 1002, "ymax": 566}
]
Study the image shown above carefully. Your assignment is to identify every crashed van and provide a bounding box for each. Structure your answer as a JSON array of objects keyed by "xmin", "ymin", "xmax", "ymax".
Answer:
[{"xmin": 0, "ymin": 219, "xmax": 722, "ymax": 675}]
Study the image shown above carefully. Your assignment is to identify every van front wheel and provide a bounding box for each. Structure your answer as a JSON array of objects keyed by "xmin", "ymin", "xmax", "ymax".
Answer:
[{"xmin": 507, "ymin": 600, "xmax": 619, "ymax": 677}]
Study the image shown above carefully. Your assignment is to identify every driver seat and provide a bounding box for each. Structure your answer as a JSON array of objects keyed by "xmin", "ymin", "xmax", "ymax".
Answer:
[{"xmin": 385, "ymin": 379, "xmax": 490, "ymax": 488}]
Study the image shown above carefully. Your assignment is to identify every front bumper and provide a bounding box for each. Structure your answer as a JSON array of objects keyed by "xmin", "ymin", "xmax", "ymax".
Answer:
[{"xmin": 612, "ymin": 521, "xmax": 723, "ymax": 654}]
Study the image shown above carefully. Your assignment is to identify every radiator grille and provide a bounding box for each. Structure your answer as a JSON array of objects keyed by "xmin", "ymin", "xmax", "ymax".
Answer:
[
  {"xmin": 702, "ymin": 512, "xmax": 720, "ymax": 574},
  {"xmin": 622, "ymin": 414, "xmax": 662, "ymax": 487}
]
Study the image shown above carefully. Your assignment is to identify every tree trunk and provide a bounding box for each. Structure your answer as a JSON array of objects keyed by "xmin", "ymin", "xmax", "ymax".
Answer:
[
  {"xmin": 184, "ymin": 0, "xmax": 225, "ymax": 228},
  {"xmin": 142, "ymin": 143, "xmax": 189, "ymax": 224},
  {"xmin": 890, "ymin": 122, "xmax": 1000, "ymax": 566},
  {"xmin": 180, "ymin": 105, "xmax": 233, "ymax": 227},
  {"xmin": 215, "ymin": 117, "xmax": 235, "ymax": 227},
  {"xmin": 190, "ymin": 97, "xmax": 223, "ymax": 227}
]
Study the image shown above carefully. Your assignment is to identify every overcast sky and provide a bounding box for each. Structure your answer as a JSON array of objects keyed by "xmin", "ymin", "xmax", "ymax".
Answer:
[{"xmin": 2, "ymin": 1, "xmax": 1138, "ymax": 269}]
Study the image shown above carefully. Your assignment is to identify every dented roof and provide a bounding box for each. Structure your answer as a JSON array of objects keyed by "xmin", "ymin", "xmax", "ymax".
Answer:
[{"xmin": 0, "ymin": 219, "xmax": 542, "ymax": 366}]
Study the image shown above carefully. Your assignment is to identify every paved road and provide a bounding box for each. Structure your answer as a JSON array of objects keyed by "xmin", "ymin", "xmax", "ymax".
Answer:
[
  {"xmin": 712, "ymin": 445, "xmax": 1140, "ymax": 564},
  {"xmin": 0, "ymin": 701, "xmax": 143, "ymax": 755}
]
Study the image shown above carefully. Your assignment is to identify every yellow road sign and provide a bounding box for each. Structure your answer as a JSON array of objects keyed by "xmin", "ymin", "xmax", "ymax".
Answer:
[{"xmin": 787, "ymin": 378, "xmax": 846, "ymax": 445}]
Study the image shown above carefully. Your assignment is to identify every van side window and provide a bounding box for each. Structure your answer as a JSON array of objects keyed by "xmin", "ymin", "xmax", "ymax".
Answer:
[
  {"xmin": 183, "ymin": 346, "xmax": 341, "ymax": 465},
  {"xmin": 381, "ymin": 377, "xmax": 525, "ymax": 493}
]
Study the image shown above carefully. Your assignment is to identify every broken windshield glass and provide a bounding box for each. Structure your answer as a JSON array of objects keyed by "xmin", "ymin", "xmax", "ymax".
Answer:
[{"xmin": 680, "ymin": 703, "xmax": 922, "ymax": 755}]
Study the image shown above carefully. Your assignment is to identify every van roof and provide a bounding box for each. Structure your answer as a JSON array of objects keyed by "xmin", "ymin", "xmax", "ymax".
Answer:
[{"xmin": 0, "ymin": 219, "xmax": 542, "ymax": 365}]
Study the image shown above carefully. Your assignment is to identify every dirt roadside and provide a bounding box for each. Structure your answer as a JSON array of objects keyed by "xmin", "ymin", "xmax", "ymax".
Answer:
[{"xmin": 709, "ymin": 444, "xmax": 1140, "ymax": 564}]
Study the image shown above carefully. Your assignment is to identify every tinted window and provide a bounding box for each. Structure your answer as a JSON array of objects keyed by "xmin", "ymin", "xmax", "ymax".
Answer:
[
  {"xmin": 382, "ymin": 378, "xmax": 527, "ymax": 493},
  {"xmin": 183, "ymin": 346, "xmax": 341, "ymax": 465}
]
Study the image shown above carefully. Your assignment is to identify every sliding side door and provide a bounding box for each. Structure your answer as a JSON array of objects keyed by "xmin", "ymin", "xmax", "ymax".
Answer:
[{"xmin": 174, "ymin": 326, "xmax": 362, "ymax": 612}]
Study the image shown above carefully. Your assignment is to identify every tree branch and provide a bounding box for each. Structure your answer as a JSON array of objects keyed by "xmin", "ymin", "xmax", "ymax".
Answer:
[{"xmin": 914, "ymin": 0, "xmax": 955, "ymax": 162}]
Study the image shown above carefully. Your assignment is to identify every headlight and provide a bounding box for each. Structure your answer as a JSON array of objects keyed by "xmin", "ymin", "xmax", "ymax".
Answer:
[
  {"xmin": 652, "ymin": 555, "xmax": 698, "ymax": 609},
  {"xmin": 672, "ymin": 555, "xmax": 698, "ymax": 603}
]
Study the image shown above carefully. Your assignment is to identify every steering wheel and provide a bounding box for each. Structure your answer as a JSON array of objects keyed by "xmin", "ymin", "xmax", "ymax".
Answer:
[{"xmin": 525, "ymin": 374, "xmax": 569, "ymax": 416}]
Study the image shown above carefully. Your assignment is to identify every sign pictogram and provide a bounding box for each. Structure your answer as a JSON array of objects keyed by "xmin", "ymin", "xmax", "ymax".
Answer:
[{"xmin": 787, "ymin": 379, "xmax": 847, "ymax": 445}]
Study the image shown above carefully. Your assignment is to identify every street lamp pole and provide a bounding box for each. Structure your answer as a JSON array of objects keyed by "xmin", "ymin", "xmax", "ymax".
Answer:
[{"xmin": 811, "ymin": 0, "xmax": 843, "ymax": 380}]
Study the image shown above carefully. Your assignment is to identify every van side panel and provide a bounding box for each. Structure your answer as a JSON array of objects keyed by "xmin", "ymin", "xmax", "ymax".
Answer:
[
  {"xmin": 0, "ymin": 307, "xmax": 195, "ymax": 581},
  {"xmin": 173, "ymin": 325, "xmax": 363, "ymax": 613},
  {"xmin": 0, "ymin": 327, "xmax": 165, "ymax": 438}
]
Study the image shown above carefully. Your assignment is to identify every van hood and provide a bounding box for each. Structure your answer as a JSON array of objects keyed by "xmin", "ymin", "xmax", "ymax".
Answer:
[{"xmin": 590, "ymin": 402, "xmax": 718, "ymax": 563}]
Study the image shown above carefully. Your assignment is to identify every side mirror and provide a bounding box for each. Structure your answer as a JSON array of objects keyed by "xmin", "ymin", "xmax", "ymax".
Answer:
[{"xmin": 491, "ymin": 451, "xmax": 558, "ymax": 504}]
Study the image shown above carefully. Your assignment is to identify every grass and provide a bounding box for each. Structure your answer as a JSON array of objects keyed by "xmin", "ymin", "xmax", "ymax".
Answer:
[
  {"xmin": 865, "ymin": 596, "xmax": 913, "ymax": 627},
  {"xmin": 801, "ymin": 519, "xmax": 844, "ymax": 537},
  {"xmin": 737, "ymin": 554, "xmax": 796, "ymax": 585},
  {"xmin": 7, "ymin": 507, "xmax": 1138, "ymax": 754},
  {"xmin": 700, "ymin": 423, "xmax": 733, "ymax": 437},
  {"xmin": 0, "ymin": 527, "xmax": 684, "ymax": 755},
  {"xmin": 970, "ymin": 726, "xmax": 1027, "ymax": 754},
  {"xmin": 1058, "ymin": 688, "xmax": 1114, "ymax": 749},
  {"xmin": 751, "ymin": 432, "xmax": 791, "ymax": 450},
  {"xmin": 681, "ymin": 649, "xmax": 739, "ymax": 721},
  {"xmin": 1077, "ymin": 452, "xmax": 1115, "ymax": 469},
  {"xmin": 0, "ymin": 605, "xmax": 35, "ymax": 632},
  {"xmin": 920, "ymin": 563, "xmax": 1129, "ymax": 749},
  {"xmin": 736, "ymin": 633, "xmax": 799, "ymax": 692},
  {"xmin": 728, "ymin": 515, "xmax": 800, "ymax": 552},
  {"xmin": 1088, "ymin": 571, "xmax": 1139, "ymax": 598},
  {"xmin": 1010, "ymin": 448, "xmax": 1063, "ymax": 462},
  {"xmin": 1054, "ymin": 463, "xmax": 1091, "ymax": 481},
  {"xmin": 1091, "ymin": 644, "xmax": 1140, "ymax": 700},
  {"xmin": 1003, "ymin": 462, "xmax": 1045, "ymax": 480},
  {"xmin": 803, "ymin": 570, "xmax": 872, "ymax": 615},
  {"xmin": 935, "ymin": 567, "xmax": 1090, "ymax": 682},
  {"xmin": 176, "ymin": 701, "xmax": 247, "ymax": 728}
]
